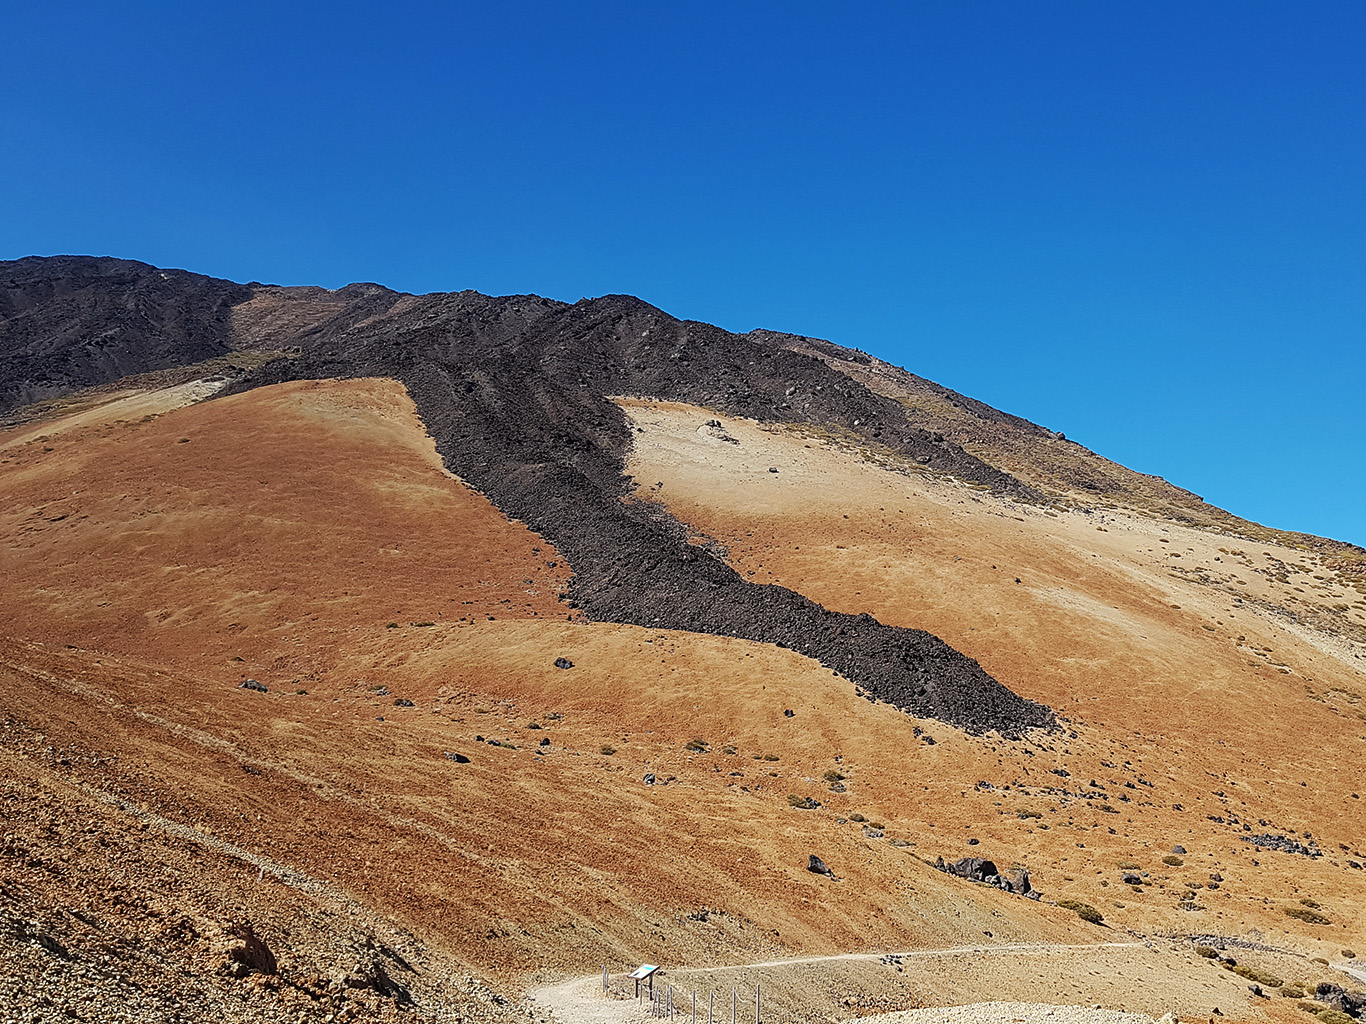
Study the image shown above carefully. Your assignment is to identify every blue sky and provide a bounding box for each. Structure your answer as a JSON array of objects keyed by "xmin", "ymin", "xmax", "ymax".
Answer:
[{"xmin": 4, "ymin": 2, "xmax": 1363, "ymax": 544}]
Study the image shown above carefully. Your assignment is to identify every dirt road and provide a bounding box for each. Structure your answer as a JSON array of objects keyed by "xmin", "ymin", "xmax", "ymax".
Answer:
[{"xmin": 527, "ymin": 942, "xmax": 1147, "ymax": 1024}]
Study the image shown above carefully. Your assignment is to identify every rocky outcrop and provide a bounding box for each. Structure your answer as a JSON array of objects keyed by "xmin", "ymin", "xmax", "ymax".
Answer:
[{"xmin": 936, "ymin": 856, "xmax": 1038, "ymax": 898}]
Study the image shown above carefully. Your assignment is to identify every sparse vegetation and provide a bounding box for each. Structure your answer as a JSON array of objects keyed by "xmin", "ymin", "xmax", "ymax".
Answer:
[
  {"xmin": 1230, "ymin": 964, "xmax": 1283, "ymax": 988},
  {"xmin": 787, "ymin": 794, "xmax": 818, "ymax": 809},
  {"xmin": 848, "ymin": 813, "xmax": 867, "ymax": 822},
  {"xmin": 685, "ymin": 738, "xmax": 709, "ymax": 752},
  {"xmin": 1017, "ymin": 808, "xmax": 1042, "ymax": 820},
  {"xmin": 599, "ymin": 745, "xmax": 615, "ymax": 755},
  {"xmin": 1117, "ymin": 860, "xmax": 1141, "ymax": 870},
  {"xmin": 822, "ymin": 769, "xmax": 846, "ymax": 782},
  {"xmin": 412, "ymin": 620, "xmax": 435, "ymax": 627},
  {"xmin": 386, "ymin": 622, "xmax": 398, "ymax": 629},
  {"xmin": 762, "ymin": 753, "xmax": 780, "ymax": 762},
  {"xmin": 1299, "ymin": 897, "xmax": 1322, "ymax": 908},
  {"xmin": 1280, "ymin": 985, "xmax": 1305, "ymax": 999},
  {"xmin": 1162, "ymin": 854, "xmax": 1183, "ymax": 866},
  {"xmin": 1285, "ymin": 905, "xmax": 1332, "ymax": 924},
  {"xmin": 1194, "ymin": 946, "xmax": 1218, "ymax": 958},
  {"xmin": 1303, "ymin": 1008, "xmax": 1355, "ymax": 1024},
  {"xmin": 1054, "ymin": 899, "xmax": 1103, "ymax": 924}
]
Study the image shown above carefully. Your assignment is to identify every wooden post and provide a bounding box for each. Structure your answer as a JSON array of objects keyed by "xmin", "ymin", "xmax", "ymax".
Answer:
[
  {"xmin": 603, "ymin": 965, "xmax": 609, "ymax": 993},
  {"xmin": 731, "ymin": 988, "xmax": 736, "ymax": 1024},
  {"xmin": 692, "ymin": 990, "xmax": 697, "ymax": 1023},
  {"xmin": 755, "ymin": 983, "xmax": 760, "ymax": 1024},
  {"xmin": 709, "ymin": 990, "xmax": 714, "ymax": 1024}
]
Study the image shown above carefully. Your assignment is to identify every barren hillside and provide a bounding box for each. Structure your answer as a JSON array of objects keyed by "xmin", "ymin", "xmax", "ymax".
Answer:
[{"xmin": 1, "ymin": 257, "xmax": 1363, "ymax": 1024}]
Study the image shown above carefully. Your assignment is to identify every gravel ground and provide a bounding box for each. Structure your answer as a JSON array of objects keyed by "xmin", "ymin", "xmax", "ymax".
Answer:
[{"xmin": 859, "ymin": 1003, "xmax": 1166, "ymax": 1024}]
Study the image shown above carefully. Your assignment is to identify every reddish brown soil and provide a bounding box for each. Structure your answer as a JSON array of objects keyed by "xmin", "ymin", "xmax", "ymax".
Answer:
[
  {"xmin": 0, "ymin": 377, "xmax": 571, "ymax": 684},
  {"xmin": 3, "ymin": 381, "xmax": 1363, "ymax": 1024}
]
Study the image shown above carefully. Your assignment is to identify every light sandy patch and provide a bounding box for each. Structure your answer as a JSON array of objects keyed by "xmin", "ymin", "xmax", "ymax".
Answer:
[{"xmin": 615, "ymin": 398, "xmax": 1366, "ymax": 958}]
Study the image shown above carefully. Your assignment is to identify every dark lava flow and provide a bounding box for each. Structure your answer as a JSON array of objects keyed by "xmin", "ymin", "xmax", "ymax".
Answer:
[{"xmin": 0, "ymin": 257, "xmax": 1055, "ymax": 735}]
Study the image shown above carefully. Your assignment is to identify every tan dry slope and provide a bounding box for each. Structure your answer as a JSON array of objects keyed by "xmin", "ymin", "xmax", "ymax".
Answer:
[
  {"xmin": 616, "ymin": 400, "xmax": 1366, "ymax": 945},
  {"xmin": 2, "ymin": 378, "xmax": 1363, "ymax": 1024},
  {"xmin": 0, "ymin": 377, "xmax": 572, "ymax": 681}
]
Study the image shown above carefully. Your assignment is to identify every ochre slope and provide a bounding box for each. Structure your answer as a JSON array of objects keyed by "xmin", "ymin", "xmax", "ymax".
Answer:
[
  {"xmin": 0, "ymin": 377, "xmax": 570, "ymax": 682},
  {"xmin": 3, "ymin": 378, "xmax": 1362, "ymax": 1024},
  {"xmin": 617, "ymin": 399, "xmax": 1366, "ymax": 953},
  {"xmin": 0, "ymin": 377, "xmax": 1103, "ymax": 1018}
]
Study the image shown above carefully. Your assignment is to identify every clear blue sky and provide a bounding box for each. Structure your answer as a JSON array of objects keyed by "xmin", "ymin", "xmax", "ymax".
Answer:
[{"xmin": 4, "ymin": 2, "xmax": 1363, "ymax": 544}]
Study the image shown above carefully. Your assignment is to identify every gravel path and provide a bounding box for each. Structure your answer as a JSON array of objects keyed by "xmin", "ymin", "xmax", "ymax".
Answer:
[
  {"xmin": 858, "ymin": 1003, "xmax": 1163, "ymax": 1024},
  {"xmin": 528, "ymin": 944, "xmax": 1155, "ymax": 1024}
]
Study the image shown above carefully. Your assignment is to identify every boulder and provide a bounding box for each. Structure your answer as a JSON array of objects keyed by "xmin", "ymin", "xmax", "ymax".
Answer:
[
  {"xmin": 808, "ymin": 854, "xmax": 834, "ymax": 876},
  {"xmin": 949, "ymin": 857, "xmax": 999, "ymax": 882},
  {"xmin": 221, "ymin": 921, "xmax": 276, "ymax": 977},
  {"xmin": 238, "ymin": 679, "xmax": 267, "ymax": 693},
  {"xmin": 553, "ymin": 657, "xmax": 573, "ymax": 669},
  {"xmin": 999, "ymin": 865, "xmax": 1033, "ymax": 896},
  {"xmin": 1313, "ymin": 984, "xmax": 1365, "ymax": 1014}
]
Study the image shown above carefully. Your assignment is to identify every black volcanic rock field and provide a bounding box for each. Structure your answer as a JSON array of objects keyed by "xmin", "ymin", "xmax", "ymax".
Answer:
[{"xmin": 0, "ymin": 255, "xmax": 1052, "ymax": 735}]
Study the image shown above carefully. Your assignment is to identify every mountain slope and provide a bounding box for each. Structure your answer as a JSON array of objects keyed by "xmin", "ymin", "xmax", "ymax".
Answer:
[{"xmin": 2, "ymin": 256, "xmax": 1364, "ymax": 1024}]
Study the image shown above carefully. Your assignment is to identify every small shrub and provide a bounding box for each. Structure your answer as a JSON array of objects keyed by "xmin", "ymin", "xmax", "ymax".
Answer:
[
  {"xmin": 599, "ymin": 745, "xmax": 615, "ymax": 755},
  {"xmin": 1232, "ymin": 964, "xmax": 1283, "ymax": 988},
  {"xmin": 823, "ymin": 769, "xmax": 846, "ymax": 782},
  {"xmin": 1195, "ymin": 946, "xmax": 1218, "ymax": 958},
  {"xmin": 763, "ymin": 753, "xmax": 780, "ymax": 762},
  {"xmin": 412, "ymin": 620, "xmax": 435, "ymax": 627},
  {"xmin": 869, "ymin": 821, "xmax": 885, "ymax": 829},
  {"xmin": 527, "ymin": 722, "xmax": 541, "ymax": 729},
  {"xmin": 787, "ymin": 794, "xmax": 817, "ymax": 809},
  {"xmin": 722, "ymin": 745, "xmax": 737, "ymax": 755},
  {"xmin": 1312, "ymin": 1010, "xmax": 1356, "ymax": 1024},
  {"xmin": 1055, "ymin": 899, "xmax": 1103, "ymax": 924},
  {"xmin": 1279, "ymin": 985, "xmax": 1304, "ymax": 998},
  {"xmin": 1284, "ymin": 906, "xmax": 1332, "ymax": 925},
  {"xmin": 1299, "ymin": 897, "xmax": 1322, "ymax": 909},
  {"xmin": 848, "ymin": 813, "xmax": 867, "ymax": 822},
  {"xmin": 386, "ymin": 622, "xmax": 398, "ymax": 629},
  {"xmin": 685, "ymin": 739, "xmax": 709, "ymax": 752},
  {"xmin": 1118, "ymin": 861, "xmax": 1141, "ymax": 870},
  {"xmin": 1017, "ymin": 808, "xmax": 1042, "ymax": 820},
  {"xmin": 1162, "ymin": 854, "xmax": 1184, "ymax": 866},
  {"xmin": 295, "ymin": 688, "xmax": 308, "ymax": 695}
]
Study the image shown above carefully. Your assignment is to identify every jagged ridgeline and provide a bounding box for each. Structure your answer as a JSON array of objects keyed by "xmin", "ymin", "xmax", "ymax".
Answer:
[{"xmin": 0, "ymin": 256, "xmax": 1054, "ymax": 735}]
